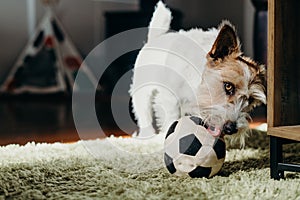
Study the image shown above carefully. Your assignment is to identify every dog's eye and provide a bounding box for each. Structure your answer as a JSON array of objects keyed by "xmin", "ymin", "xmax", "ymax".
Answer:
[{"xmin": 224, "ymin": 82, "xmax": 235, "ymax": 96}]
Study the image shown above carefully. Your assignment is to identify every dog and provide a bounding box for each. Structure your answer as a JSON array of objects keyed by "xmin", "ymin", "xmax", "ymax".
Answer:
[{"xmin": 129, "ymin": 1, "xmax": 266, "ymax": 146}]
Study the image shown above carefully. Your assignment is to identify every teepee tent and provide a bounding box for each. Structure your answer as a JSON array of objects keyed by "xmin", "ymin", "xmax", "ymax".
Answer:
[{"xmin": 0, "ymin": 7, "xmax": 97, "ymax": 94}]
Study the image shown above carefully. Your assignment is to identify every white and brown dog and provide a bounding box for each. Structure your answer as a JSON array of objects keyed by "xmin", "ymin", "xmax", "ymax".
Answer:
[{"xmin": 130, "ymin": 1, "xmax": 266, "ymax": 146}]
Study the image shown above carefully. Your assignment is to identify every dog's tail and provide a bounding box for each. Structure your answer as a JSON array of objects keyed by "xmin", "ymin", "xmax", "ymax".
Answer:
[{"xmin": 148, "ymin": 1, "xmax": 172, "ymax": 42}]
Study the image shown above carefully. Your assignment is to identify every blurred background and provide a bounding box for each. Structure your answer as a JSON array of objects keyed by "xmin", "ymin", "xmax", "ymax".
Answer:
[{"xmin": 0, "ymin": 0, "xmax": 267, "ymax": 145}]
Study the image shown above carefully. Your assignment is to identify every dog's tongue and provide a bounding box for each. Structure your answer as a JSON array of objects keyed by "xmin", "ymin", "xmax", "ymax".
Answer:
[{"xmin": 207, "ymin": 126, "xmax": 221, "ymax": 137}]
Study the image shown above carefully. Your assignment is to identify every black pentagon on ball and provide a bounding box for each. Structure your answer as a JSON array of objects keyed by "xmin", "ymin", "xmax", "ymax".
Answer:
[
  {"xmin": 190, "ymin": 116, "xmax": 201, "ymax": 125},
  {"xmin": 164, "ymin": 153, "xmax": 176, "ymax": 174},
  {"xmin": 213, "ymin": 138, "xmax": 226, "ymax": 159},
  {"xmin": 179, "ymin": 134, "xmax": 202, "ymax": 156},
  {"xmin": 165, "ymin": 121, "xmax": 178, "ymax": 139},
  {"xmin": 190, "ymin": 116, "xmax": 206, "ymax": 128},
  {"xmin": 188, "ymin": 166, "xmax": 212, "ymax": 178}
]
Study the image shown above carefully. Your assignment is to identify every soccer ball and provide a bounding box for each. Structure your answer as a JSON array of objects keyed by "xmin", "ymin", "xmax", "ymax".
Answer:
[{"xmin": 164, "ymin": 115, "xmax": 226, "ymax": 178}]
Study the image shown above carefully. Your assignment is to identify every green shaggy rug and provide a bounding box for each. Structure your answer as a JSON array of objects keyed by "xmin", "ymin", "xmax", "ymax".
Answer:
[{"xmin": 0, "ymin": 129, "xmax": 299, "ymax": 199}]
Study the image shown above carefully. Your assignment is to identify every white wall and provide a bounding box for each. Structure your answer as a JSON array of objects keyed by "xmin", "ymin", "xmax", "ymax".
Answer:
[
  {"xmin": 166, "ymin": 0, "xmax": 255, "ymax": 57},
  {"xmin": 0, "ymin": 0, "xmax": 28, "ymax": 83},
  {"xmin": 243, "ymin": 0, "xmax": 255, "ymax": 59},
  {"xmin": 0, "ymin": 0, "xmax": 254, "ymax": 83}
]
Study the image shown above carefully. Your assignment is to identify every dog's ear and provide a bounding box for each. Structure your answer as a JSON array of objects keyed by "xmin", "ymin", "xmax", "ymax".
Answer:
[{"xmin": 208, "ymin": 22, "xmax": 241, "ymax": 61}]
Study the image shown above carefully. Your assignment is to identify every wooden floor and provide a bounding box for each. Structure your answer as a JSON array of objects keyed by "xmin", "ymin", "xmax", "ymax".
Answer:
[{"xmin": 0, "ymin": 95, "xmax": 266, "ymax": 146}]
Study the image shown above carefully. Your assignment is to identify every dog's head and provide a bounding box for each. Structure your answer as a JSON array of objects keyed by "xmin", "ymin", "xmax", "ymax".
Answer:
[{"xmin": 197, "ymin": 21, "xmax": 266, "ymax": 144}]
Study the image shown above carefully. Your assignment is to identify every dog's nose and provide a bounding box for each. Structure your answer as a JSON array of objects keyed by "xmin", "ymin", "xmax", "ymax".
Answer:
[{"xmin": 223, "ymin": 121, "xmax": 238, "ymax": 135}]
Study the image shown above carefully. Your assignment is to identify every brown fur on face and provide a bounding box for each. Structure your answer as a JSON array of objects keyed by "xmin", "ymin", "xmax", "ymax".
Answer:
[
  {"xmin": 198, "ymin": 21, "xmax": 266, "ymax": 145},
  {"xmin": 207, "ymin": 21, "xmax": 266, "ymax": 108}
]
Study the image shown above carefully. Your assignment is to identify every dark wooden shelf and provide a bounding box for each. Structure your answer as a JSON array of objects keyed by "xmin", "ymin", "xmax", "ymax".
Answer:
[
  {"xmin": 267, "ymin": 0, "xmax": 300, "ymax": 180},
  {"xmin": 268, "ymin": 126, "xmax": 300, "ymax": 141}
]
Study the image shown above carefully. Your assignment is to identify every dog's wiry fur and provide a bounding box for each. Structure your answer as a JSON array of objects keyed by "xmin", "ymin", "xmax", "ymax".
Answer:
[{"xmin": 130, "ymin": 1, "xmax": 266, "ymax": 147}]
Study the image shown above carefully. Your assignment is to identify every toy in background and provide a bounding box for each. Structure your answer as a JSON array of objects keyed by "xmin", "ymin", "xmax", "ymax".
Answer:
[
  {"xmin": 164, "ymin": 116, "xmax": 226, "ymax": 178},
  {"xmin": 0, "ymin": 0, "xmax": 97, "ymax": 95}
]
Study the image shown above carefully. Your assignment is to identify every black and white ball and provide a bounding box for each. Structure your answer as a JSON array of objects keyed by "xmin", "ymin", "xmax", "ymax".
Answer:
[{"xmin": 164, "ymin": 116, "xmax": 226, "ymax": 178}]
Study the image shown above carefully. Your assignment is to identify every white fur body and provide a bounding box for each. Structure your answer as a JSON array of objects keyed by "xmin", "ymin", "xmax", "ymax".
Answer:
[
  {"xmin": 130, "ymin": 2, "xmax": 220, "ymax": 136},
  {"xmin": 129, "ymin": 1, "xmax": 266, "ymax": 144}
]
